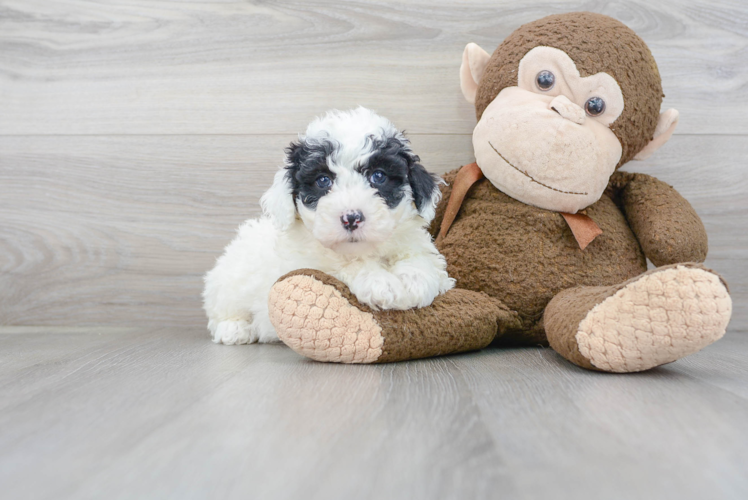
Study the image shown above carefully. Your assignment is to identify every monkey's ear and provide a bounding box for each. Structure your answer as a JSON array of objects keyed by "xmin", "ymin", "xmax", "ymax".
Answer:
[
  {"xmin": 460, "ymin": 43, "xmax": 491, "ymax": 104},
  {"xmin": 634, "ymin": 109, "xmax": 679, "ymax": 161}
]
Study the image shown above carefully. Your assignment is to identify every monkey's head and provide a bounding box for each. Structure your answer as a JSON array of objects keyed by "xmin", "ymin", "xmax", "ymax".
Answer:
[{"xmin": 461, "ymin": 12, "xmax": 678, "ymax": 213}]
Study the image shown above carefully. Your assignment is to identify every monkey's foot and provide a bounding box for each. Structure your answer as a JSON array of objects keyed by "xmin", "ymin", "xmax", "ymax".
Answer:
[
  {"xmin": 268, "ymin": 269, "xmax": 516, "ymax": 363},
  {"xmin": 268, "ymin": 270, "xmax": 384, "ymax": 363},
  {"xmin": 545, "ymin": 263, "xmax": 732, "ymax": 373}
]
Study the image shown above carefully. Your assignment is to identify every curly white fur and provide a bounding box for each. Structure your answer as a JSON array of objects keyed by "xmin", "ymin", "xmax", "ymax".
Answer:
[{"xmin": 203, "ymin": 108, "xmax": 454, "ymax": 344}]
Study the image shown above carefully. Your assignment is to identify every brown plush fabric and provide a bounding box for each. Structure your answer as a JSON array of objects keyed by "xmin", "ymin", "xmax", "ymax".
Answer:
[
  {"xmin": 435, "ymin": 167, "xmax": 647, "ymax": 345},
  {"xmin": 375, "ymin": 289, "xmax": 520, "ymax": 363},
  {"xmin": 608, "ymin": 172, "xmax": 708, "ymax": 266},
  {"xmin": 276, "ymin": 269, "xmax": 521, "ymax": 363},
  {"xmin": 544, "ymin": 285, "xmax": 611, "ymax": 371},
  {"xmin": 475, "ymin": 12, "xmax": 663, "ymax": 168}
]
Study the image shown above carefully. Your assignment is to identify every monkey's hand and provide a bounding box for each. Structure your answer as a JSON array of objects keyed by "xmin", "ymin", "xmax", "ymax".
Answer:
[{"xmin": 609, "ymin": 171, "xmax": 708, "ymax": 267}]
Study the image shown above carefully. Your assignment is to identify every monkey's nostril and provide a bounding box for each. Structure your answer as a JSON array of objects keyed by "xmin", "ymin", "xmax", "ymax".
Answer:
[
  {"xmin": 340, "ymin": 210, "xmax": 365, "ymax": 231},
  {"xmin": 549, "ymin": 95, "xmax": 585, "ymax": 125}
]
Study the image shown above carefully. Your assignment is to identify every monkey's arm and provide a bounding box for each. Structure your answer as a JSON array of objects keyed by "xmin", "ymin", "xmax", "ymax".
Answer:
[
  {"xmin": 428, "ymin": 167, "xmax": 461, "ymax": 238},
  {"xmin": 607, "ymin": 171, "xmax": 708, "ymax": 266}
]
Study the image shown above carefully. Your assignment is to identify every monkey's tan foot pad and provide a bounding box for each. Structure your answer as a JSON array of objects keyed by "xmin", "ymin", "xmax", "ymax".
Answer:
[
  {"xmin": 268, "ymin": 270, "xmax": 384, "ymax": 363},
  {"xmin": 546, "ymin": 264, "xmax": 732, "ymax": 373},
  {"xmin": 268, "ymin": 269, "xmax": 513, "ymax": 364}
]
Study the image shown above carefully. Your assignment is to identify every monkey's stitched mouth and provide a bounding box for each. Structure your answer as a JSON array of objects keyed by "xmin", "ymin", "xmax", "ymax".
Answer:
[{"xmin": 488, "ymin": 141, "xmax": 588, "ymax": 196}]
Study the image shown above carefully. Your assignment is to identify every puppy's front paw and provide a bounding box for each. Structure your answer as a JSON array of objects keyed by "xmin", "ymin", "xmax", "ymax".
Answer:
[
  {"xmin": 350, "ymin": 270, "xmax": 410, "ymax": 310},
  {"xmin": 211, "ymin": 320, "xmax": 256, "ymax": 345},
  {"xmin": 391, "ymin": 266, "xmax": 454, "ymax": 309}
]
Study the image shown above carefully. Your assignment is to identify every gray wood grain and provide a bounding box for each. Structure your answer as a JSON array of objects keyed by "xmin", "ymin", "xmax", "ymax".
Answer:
[
  {"xmin": 1, "ymin": 134, "xmax": 745, "ymax": 330},
  {"xmin": 0, "ymin": 326, "xmax": 746, "ymax": 500},
  {"xmin": 0, "ymin": 0, "xmax": 746, "ymax": 135}
]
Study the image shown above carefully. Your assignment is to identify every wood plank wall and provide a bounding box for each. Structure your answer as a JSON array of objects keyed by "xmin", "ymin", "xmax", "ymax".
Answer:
[{"xmin": 1, "ymin": 0, "xmax": 746, "ymax": 331}]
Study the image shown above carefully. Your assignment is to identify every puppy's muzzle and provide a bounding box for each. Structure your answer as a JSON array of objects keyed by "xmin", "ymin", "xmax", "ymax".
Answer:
[{"xmin": 340, "ymin": 210, "xmax": 365, "ymax": 232}]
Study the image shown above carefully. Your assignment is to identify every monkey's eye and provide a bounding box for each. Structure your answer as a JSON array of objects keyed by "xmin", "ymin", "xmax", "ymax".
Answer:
[
  {"xmin": 315, "ymin": 176, "xmax": 332, "ymax": 189},
  {"xmin": 369, "ymin": 170, "xmax": 387, "ymax": 185},
  {"xmin": 535, "ymin": 70, "xmax": 555, "ymax": 91},
  {"xmin": 585, "ymin": 97, "xmax": 606, "ymax": 117}
]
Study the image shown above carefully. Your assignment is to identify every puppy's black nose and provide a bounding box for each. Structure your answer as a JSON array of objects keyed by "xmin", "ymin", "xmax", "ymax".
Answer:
[{"xmin": 340, "ymin": 210, "xmax": 365, "ymax": 231}]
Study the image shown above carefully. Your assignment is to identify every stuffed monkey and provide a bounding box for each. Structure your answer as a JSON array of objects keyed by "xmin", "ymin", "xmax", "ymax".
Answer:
[{"xmin": 266, "ymin": 12, "xmax": 732, "ymax": 372}]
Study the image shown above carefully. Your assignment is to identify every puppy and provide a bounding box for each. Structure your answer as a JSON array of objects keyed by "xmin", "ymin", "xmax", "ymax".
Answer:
[{"xmin": 203, "ymin": 107, "xmax": 454, "ymax": 344}]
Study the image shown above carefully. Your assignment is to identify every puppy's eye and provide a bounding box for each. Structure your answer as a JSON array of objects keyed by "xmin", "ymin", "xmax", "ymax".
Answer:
[
  {"xmin": 369, "ymin": 170, "xmax": 387, "ymax": 185},
  {"xmin": 585, "ymin": 97, "xmax": 606, "ymax": 116},
  {"xmin": 315, "ymin": 176, "xmax": 332, "ymax": 189},
  {"xmin": 536, "ymin": 70, "xmax": 555, "ymax": 91}
]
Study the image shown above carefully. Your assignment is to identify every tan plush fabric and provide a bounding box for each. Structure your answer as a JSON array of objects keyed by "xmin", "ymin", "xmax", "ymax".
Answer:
[
  {"xmin": 472, "ymin": 87, "xmax": 623, "ymax": 214},
  {"xmin": 475, "ymin": 12, "xmax": 663, "ymax": 168},
  {"xmin": 460, "ymin": 42, "xmax": 491, "ymax": 103},
  {"xmin": 633, "ymin": 109, "xmax": 680, "ymax": 161},
  {"xmin": 471, "ymin": 45, "xmax": 627, "ymax": 213},
  {"xmin": 516, "ymin": 47, "xmax": 625, "ymax": 127},
  {"xmin": 268, "ymin": 271, "xmax": 384, "ymax": 363},
  {"xmin": 546, "ymin": 264, "xmax": 732, "ymax": 372},
  {"xmin": 271, "ymin": 269, "xmax": 520, "ymax": 363}
]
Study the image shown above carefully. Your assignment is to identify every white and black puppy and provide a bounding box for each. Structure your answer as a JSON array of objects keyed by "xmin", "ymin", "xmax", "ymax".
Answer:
[{"xmin": 203, "ymin": 107, "xmax": 455, "ymax": 344}]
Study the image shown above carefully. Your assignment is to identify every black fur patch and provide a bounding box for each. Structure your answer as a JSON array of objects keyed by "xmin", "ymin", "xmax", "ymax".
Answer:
[
  {"xmin": 406, "ymin": 157, "xmax": 439, "ymax": 215},
  {"xmin": 361, "ymin": 137, "xmax": 438, "ymax": 214},
  {"xmin": 284, "ymin": 135, "xmax": 438, "ymax": 214},
  {"xmin": 359, "ymin": 137, "xmax": 410, "ymax": 209},
  {"xmin": 284, "ymin": 139, "xmax": 336, "ymax": 209}
]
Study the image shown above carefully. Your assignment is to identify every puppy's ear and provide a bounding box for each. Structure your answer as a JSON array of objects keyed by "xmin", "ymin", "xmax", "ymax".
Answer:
[
  {"xmin": 407, "ymin": 157, "xmax": 441, "ymax": 223},
  {"xmin": 261, "ymin": 143, "xmax": 300, "ymax": 230},
  {"xmin": 261, "ymin": 169, "xmax": 296, "ymax": 230}
]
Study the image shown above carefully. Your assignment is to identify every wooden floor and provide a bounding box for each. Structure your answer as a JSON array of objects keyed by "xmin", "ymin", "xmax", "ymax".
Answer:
[
  {"xmin": 1, "ymin": 1, "xmax": 747, "ymax": 498},
  {"xmin": 1, "ymin": 326, "xmax": 747, "ymax": 500}
]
